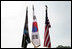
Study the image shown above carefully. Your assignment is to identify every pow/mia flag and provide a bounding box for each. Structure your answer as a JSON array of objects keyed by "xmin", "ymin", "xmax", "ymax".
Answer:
[{"xmin": 21, "ymin": 7, "xmax": 30, "ymax": 48}]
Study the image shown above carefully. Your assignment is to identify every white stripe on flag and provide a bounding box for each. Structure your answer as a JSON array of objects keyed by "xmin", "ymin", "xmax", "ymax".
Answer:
[
  {"xmin": 47, "ymin": 39, "xmax": 51, "ymax": 47},
  {"xmin": 44, "ymin": 25, "xmax": 48, "ymax": 39},
  {"xmin": 45, "ymin": 32, "xmax": 50, "ymax": 46}
]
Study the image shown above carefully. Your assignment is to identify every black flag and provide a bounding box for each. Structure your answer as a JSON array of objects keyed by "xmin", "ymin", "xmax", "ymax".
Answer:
[{"xmin": 21, "ymin": 7, "xmax": 30, "ymax": 48}]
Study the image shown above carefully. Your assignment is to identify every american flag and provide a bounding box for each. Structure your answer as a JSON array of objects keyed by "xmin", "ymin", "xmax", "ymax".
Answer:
[{"xmin": 44, "ymin": 5, "xmax": 51, "ymax": 48}]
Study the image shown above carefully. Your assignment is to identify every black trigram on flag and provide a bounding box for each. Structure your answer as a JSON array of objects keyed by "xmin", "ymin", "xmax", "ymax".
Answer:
[
  {"xmin": 21, "ymin": 7, "xmax": 30, "ymax": 48},
  {"xmin": 32, "ymin": 5, "xmax": 40, "ymax": 47}
]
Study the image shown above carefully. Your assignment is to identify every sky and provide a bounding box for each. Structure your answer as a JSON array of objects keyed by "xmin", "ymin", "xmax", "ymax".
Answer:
[{"xmin": 1, "ymin": 1, "xmax": 71, "ymax": 48}]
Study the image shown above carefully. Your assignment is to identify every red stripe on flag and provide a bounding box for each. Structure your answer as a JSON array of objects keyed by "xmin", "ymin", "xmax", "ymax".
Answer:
[
  {"xmin": 44, "ymin": 26, "xmax": 49, "ymax": 46},
  {"xmin": 48, "ymin": 42, "xmax": 51, "ymax": 48},
  {"xmin": 46, "ymin": 35, "xmax": 50, "ymax": 46},
  {"xmin": 44, "ymin": 25, "xmax": 47, "ymax": 43}
]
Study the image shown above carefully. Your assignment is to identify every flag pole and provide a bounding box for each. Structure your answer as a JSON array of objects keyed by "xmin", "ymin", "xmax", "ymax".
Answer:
[
  {"xmin": 44, "ymin": 5, "xmax": 51, "ymax": 48},
  {"xmin": 32, "ymin": 5, "xmax": 38, "ymax": 48},
  {"xmin": 33, "ymin": 5, "xmax": 34, "ymax": 17},
  {"xmin": 45, "ymin": 5, "xmax": 51, "ymax": 28},
  {"xmin": 45, "ymin": 5, "xmax": 48, "ymax": 21}
]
